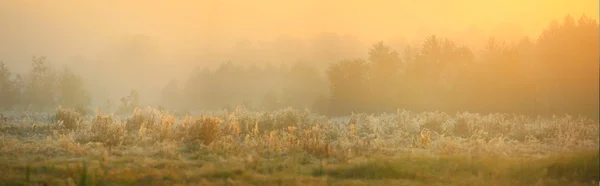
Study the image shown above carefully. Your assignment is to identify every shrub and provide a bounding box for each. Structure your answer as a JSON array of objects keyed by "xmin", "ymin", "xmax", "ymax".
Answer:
[
  {"xmin": 183, "ymin": 116, "xmax": 222, "ymax": 145},
  {"xmin": 91, "ymin": 113, "xmax": 125, "ymax": 148},
  {"xmin": 74, "ymin": 106, "xmax": 92, "ymax": 116},
  {"xmin": 125, "ymin": 107, "xmax": 156, "ymax": 132},
  {"xmin": 349, "ymin": 113, "xmax": 372, "ymax": 138},
  {"xmin": 223, "ymin": 116, "xmax": 241, "ymax": 136},
  {"xmin": 234, "ymin": 113, "xmax": 255, "ymax": 135},
  {"xmin": 274, "ymin": 108, "xmax": 302, "ymax": 128},
  {"xmin": 418, "ymin": 129, "xmax": 431, "ymax": 148},
  {"xmin": 298, "ymin": 125, "xmax": 332, "ymax": 158},
  {"xmin": 155, "ymin": 114, "xmax": 176, "ymax": 141},
  {"xmin": 396, "ymin": 109, "xmax": 418, "ymax": 134},
  {"xmin": 420, "ymin": 118, "xmax": 444, "ymax": 135},
  {"xmin": 454, "ymin": 117, "xmax": 471, "ymax": 137},
  {"xmin": 0, "ymin": 113, "xmax": 7, "ymax": 124},
  {"xmin": 482, "ymin": 120, "xmax": 511, "ymax": 138},
  {"xmin": 116, "ymin": 90, "xmax": 140, "ymax": 114},
  {"xmin": 55, "ymin": 106, "xmax": 82, "ymax": 130}
]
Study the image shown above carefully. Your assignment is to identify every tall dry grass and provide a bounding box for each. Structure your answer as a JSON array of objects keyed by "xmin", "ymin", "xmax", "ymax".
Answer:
[
  {"xmin": 7, "ymin": 106, "xmax": 599, "ymax": 164},
  {"xmin": 55, "ymin": 106, "xmax": 83, "ymax": 130}
]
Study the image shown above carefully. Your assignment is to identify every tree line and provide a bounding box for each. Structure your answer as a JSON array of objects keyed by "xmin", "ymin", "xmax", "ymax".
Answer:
[
  {"xmin": 170, "ymin": 15, "xmax": 598, "ymax": 119},
  {"xmin": 0, "ymin": 56, "xmax": 91, "ymax": 111},
  {"xmin": 1, "ymin": 15, "xmax": 598, "ymax": 119}
]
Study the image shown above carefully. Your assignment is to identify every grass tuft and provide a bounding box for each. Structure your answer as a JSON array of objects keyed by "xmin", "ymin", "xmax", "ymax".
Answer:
[
  {"xmin": 55, "ymin": 106, "xmax": 83, "ymax": 130},
  {"xmin": 91, "ymin": 113, "xmax": 125, "ymax": 148},
  {"xmin": 183, "ymin": 116, "xmax": 223, "ymax": 145}
]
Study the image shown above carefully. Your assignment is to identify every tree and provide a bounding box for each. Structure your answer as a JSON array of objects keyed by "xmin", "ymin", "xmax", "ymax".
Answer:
[
  {"xmin": 385, "ymin": 35, "xmax": 479, "ymax": 112},
  {"xmin": 23, "ymin": 56, "xmax": 57, "ymax": 111},
  {"xmin": 0, "ymin": 62, "xmax": 19, "ymax": 108},
  {"xmin": 57, "ymin": 67, "xmax": 91, "ymax": 109},
  {"xmin": 117, "ymin": 89, "xmax": 140, "ymax": 114},
  {"xmin": 327, "ymin": 59, "xmax": 371, "ymax": 115},
  {"xmin": 159, "ymin": 80, "xmax": 182, "ymax": 110},
  {"xmin": 461, "ymin": 37, "xmax": 530, "ymax": 113},
  {"xmin": 368, "ymin": 41, "xmax": 403, "ymax": 112},
  {"xmin": 402, "ymin": 45, "xmax": 419, "ymax": 66},
  {"xmin": 403, "ymin": 36, "xmax": 467, "ymax": 111},
  {"xmin": 369, "ymin": 41, "xmax": 402, "ymax": 76},
  {"xmin": 535, "ymin": 15, "xmax": 599, "ymax": 118},
  {"xmin": 182, "ymin": 67, "xmax": 211, "ymax": 110},
  {"xmin": 281, "ymin": 62, "xmax": 327, "ymax": 109}
]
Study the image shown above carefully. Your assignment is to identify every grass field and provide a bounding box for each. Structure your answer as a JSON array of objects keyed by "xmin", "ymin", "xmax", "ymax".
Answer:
[{"xmin": 0, "ymin": 107, "xmax": 598, "ymax": 185}]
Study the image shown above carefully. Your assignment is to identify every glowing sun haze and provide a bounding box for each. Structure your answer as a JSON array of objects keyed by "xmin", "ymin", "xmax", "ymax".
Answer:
[
  {"xmin": 2, "ymin": 0, "xmax": 597, "ymax": 51},
  {"xmin": 0, "ymin": 0, "xmax": 597, "ymax": 106}
]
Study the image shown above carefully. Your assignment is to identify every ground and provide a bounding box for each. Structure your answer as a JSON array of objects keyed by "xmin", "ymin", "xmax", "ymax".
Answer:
[{"xmin": 0, "ymin": 107, "xmax": 598, "ymax": 185}]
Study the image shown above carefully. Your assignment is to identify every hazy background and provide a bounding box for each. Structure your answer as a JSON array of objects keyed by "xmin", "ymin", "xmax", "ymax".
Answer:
[{"xmin": 0, "ymin": 0, "xmax": 598, "ymax": 108}]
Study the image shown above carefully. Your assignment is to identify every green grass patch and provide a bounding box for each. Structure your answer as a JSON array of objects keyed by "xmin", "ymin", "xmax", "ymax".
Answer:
[
  {"xmin": 509, "ymin": 150, "xmax": 599, "ymax": 184},
  {"xmin": 314, "ymin": 151, "xmax": 599, "ymax": 185}
]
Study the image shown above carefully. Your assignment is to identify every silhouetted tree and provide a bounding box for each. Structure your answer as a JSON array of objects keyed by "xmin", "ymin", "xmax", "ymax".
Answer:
[
  {"xmin": 535, "ymin": 15, "xmax": 599, "ymax": 118},
  {"xmin": 327, "ymin": 59, "xmax": 370, "ymax": 115},
  {"xmin": 403, "ymin": 36, "xmax": 472, "ymax": 111},
  {"xmin": 57, "ymin": 67, "xmax": 91, "ymax": 109},
  {"xmin": 160, "ymin": 80, "xmax": 182, "ymax": 110},
  {"xmin": 368, "ymin": 41, "xmax": 403, "ymax": 112},
  {"xmin": 282, "ymin": 62, "xmax": 327, "ymax": 109},
  {"xmin": 23, "ymin": 56, "xmax": 57, "ymax": 111},
  {"xmin": 151, "ymin": 14, "xmax": 599, "ymax": 120},
  {"xmin": 0, "ymin": 62, "xmax": 19, "ymax": 109},
  {"xmin": 117, "ymin": 89, "xmax": 140, "ymax": 114}
]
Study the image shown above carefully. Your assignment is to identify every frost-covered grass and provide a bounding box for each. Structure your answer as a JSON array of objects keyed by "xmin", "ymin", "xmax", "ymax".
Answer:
[{"xmin": 0, "ymin": 107, "xmax": 598, "ymax": 185}]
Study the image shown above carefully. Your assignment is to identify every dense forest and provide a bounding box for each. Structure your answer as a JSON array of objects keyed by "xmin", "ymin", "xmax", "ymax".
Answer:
[{"xmin": 0, "ymin": 15, "xmax": 598, "ymax": 119}]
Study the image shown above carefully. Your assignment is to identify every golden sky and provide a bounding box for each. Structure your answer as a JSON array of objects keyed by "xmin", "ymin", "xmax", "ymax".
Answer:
[
  {"xmin": 0, "ymin": 0, "xmax": 597, "ymax": 107},
  {"xmin": 3, "ymin": 0, "xmax": 597, "ymax": 41},
  {"xmin": 0, "ymin": 0, "xmax": 597, "ymax": 67},
  {"xmin": 0, "ymin": 0, "xmax": 595, "ymax": 73}
]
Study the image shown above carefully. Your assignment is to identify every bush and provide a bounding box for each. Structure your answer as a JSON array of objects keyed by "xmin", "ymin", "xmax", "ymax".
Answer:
[
  {"xmin": 183, "ymin": 116, "xmax": 222, "ymax": 145},
  {"xmin": 117, "ymin": 90, "xmax": 140, "ymax": 114},
  {"xmin": 0, "ymin": 113, "xmax": 7, "ymax": 124},
  {"xmin": 454, "ymin": 117, "xmax": 471, "ymax": 137},
  {"xmin": 154, "ymin": 114, "xmax": 176, "ymax": 141},
  {"xmin": 74, "ymin": 106, "xmax": 92, "ymax": 116},
  {"xmin": 125, "ymin": 108, "xmax": 156, "ymax": 132},
  {"xmin": 55, "ymin": 106, "xmax": 82, "ymax": 130},
  {"xmin": 91, "ymin": 113, "xmax": 125, "ymax": 148},
  {"xmin": 420, "ymin": 118, "xmax": 444, "ymax": 135}
]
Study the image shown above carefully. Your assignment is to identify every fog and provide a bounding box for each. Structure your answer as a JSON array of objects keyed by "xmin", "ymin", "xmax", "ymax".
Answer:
[{"xmin": 0, "ymin": 0, "xmax": 597, "ymax": 107}]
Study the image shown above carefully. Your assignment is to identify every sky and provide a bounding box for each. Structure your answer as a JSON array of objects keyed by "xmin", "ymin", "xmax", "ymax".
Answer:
[
  {"xmin": 2, "ymin": 0, "xmax": 597, "ymax": 56},
  {"xmin": 0, "ymin": 0, "xmax": 598, "ymax": 106}
]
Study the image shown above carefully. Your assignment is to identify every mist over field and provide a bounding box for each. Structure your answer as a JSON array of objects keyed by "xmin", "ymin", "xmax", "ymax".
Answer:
[
  {"xmin": 1, "ymin": 0, "xmax": 598, "ymax": 112},
  {"xmin": 0, "ymin": 1, "xmax": 599, "ymax": 185}
]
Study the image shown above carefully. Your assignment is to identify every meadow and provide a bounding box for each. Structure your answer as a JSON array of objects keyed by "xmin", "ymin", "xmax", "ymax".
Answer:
[
  {"xmin": 0, "ymin": 106, "xmax": 598, "ymax": 186},
  {"xmin": 1, "ymin": 2, "xmax": 598, "ymax": 185}
]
